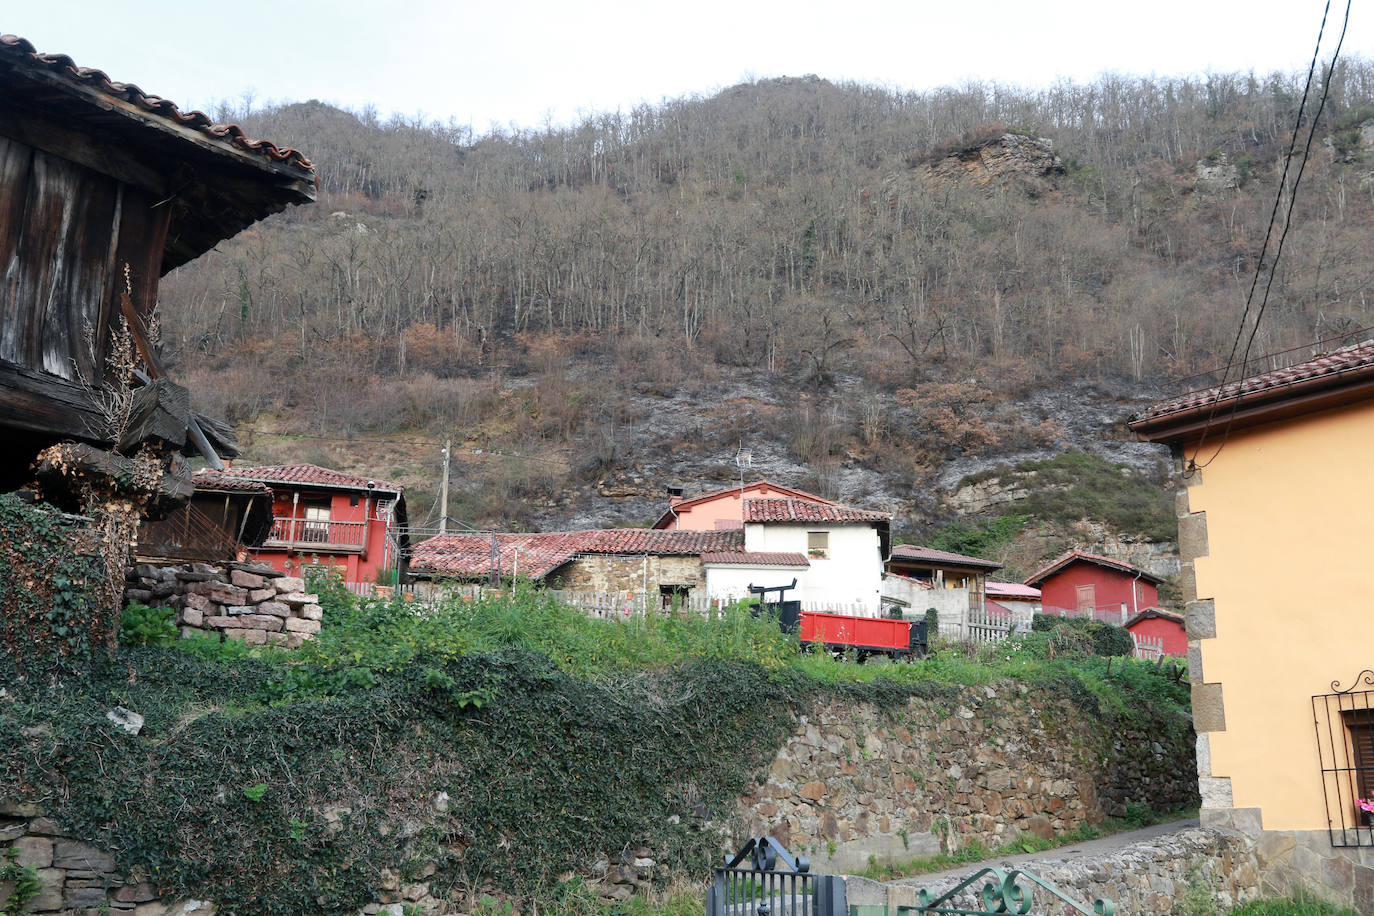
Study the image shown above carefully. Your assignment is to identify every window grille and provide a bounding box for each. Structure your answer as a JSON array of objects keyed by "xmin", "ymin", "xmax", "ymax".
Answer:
[{"xmin": 1313, "ymin": 670, "xmax": 1374, "ymax": 846}]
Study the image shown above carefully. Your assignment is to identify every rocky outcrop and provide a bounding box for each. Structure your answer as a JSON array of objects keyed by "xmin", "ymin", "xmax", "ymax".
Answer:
[{"xmin": 920, "ymin": 133, "xmax": 1065, "ymax": 192}]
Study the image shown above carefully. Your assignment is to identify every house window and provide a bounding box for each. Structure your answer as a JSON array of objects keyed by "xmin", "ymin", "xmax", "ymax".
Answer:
[
  {"xmin": 302, "ymin": 502, "xmax": 331, "ymax": 542},
  {"xmin": 1313, "ymin": 681, "xmax": 1374, "ymax": 845},
  {"xmin": 807, "ymin": 531, "xmax": 829, "ymax": 560}
]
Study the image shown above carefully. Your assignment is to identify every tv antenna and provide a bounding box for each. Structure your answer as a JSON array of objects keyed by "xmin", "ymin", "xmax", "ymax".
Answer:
[{"xmin": 734, "ymin": 443, "xmax": 752, "ymax": 492}]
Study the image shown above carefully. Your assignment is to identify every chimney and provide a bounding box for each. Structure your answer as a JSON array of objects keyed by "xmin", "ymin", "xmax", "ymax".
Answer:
[{"xmin": 667, "ymin": 484, "xmax": 685, "ymax": 506}]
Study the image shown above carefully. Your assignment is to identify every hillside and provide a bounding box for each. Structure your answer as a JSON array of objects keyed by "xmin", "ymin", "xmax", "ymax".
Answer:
[{"xmin": 153, "ymin": 66, "xmax": 1374, "ymax": 563}]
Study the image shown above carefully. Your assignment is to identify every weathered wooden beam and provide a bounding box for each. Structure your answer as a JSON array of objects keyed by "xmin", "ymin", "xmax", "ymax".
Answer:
[
  {"xmin": 0, "ymin": 358, "xmax": 107, "ymax": 441},
  {"xmin": 0, "ymin": 97, "xmax": 173, "ymax": 196},
  {"xmin": 116, "ymin": 378, "xmax": 190, "ymax": 455},
  {"xmin": 189, "ymin": 412, "xmax": 241, "ymax": 459}
]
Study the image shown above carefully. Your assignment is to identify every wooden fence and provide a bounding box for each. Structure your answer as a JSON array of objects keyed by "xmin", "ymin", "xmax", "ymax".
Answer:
[{"xmin": 1130, "ymin": 633, "xmax": 1167, "ymax": 660}]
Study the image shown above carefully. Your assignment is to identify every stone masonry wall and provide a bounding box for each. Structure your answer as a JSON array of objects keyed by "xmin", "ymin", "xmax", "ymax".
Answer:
[
  {"xmin": 738, "ymin": 682, "xmax": 1197, "ymax": 874},
  {"xmin": 123, "ymin": 562, "xmax": 322, "ymax": 647},
  {"xmin": 549, "ymin": 555, "xmax": 705, "ymax": 597}
]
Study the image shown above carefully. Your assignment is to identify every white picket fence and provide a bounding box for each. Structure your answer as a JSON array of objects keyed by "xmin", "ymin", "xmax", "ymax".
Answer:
[
  {"xmin": 935, "ymin": 605, "xmax": 1018, "ymax": 644},
  {"xmin": 1131, "ymin": 633, "xmax": 1166, "ymax": 660}
]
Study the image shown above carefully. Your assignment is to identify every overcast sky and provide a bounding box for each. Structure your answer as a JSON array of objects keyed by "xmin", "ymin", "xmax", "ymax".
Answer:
[{"xmin": 5, "ymin": 1, "xmax": 1360, "ymax": 134}]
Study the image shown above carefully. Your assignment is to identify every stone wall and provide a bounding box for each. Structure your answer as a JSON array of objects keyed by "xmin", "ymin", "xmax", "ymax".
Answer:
[
  {"xmin": 548, "ymin": 555, "xmax": 705, "ymax": 596},
  {"xmin": 123, "ymin": 561, "xmax": 322, "ymax": 647},
  {"xmin": 844, "ymin": 826, "xmax": 1261, "ymax": 916},
  {"xmin": 737, "ymin": 682, "xmax": 1198, "ymax": 874}
]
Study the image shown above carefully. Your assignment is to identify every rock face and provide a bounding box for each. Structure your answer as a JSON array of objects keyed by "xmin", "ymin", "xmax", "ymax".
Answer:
[
  {"xmin": 737, "ymin": 681, "xmax": 1197, "ymax": 873},
  {"xmin": 921, "ymin": 133, "xmax": 1065, "ymax": 192},
  {"xmin": 1195, "ymin": 153, "xmax": 1241, "ymax": 192}
]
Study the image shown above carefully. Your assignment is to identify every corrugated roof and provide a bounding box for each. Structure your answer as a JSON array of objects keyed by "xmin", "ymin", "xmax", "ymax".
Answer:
[
  {"xmin": 986, "ymin": 581, "xmax": 1041, "ymax": 599},
  {"xmin": 889, "ymin": 544, "xmax": 1003, "ymax": 570},
  {"xmin": 700, "ymin": 551, "xmax": 810, "ymax": 568},
  {"xmin": 217, "ymin": 464, "xmax": 402, "ymax": 494},
  {"xmin": 1024, "ymin": 550, "xmax": 1165, "ymax": 587},
  {"xmin": 743, "ymin": 498, "xmax": 890, "ymax": 524},
  {"xmin": 0, "ymin": 35, "xmax": 313, "ymax": 172},
  {"xmin": 410, "ymin": 528, "xmax": 746, "ymax": 579},
  {"xmin": 1131, "ymin": 339, "xmax": 1374, "ymax": 440}
]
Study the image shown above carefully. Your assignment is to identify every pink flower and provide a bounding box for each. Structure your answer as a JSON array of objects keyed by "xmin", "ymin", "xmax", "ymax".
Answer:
[{"xmin": 1358, "ymin": 797, "xmax": 1374, "ymax": 813}]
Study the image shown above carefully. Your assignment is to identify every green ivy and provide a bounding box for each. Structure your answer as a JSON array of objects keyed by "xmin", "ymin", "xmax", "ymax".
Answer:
[
  {"xmin": 1, "ymin": 846, "xmax": 41, "ymax": 916},
  {"xmin": 0, "ymin": 493, "xmax": 104, "ymax": 671}
]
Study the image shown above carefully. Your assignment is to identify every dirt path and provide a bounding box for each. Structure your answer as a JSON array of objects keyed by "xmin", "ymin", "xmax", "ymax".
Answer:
[{"xmin": 885, "ymin": 818, "xmax": 1201, "ymax": 891}]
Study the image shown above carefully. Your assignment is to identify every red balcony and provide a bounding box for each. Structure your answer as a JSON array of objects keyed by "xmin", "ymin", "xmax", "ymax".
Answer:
[{"xmin": 265, "ymin": 517, "xmax": 368, "ymax": 553}]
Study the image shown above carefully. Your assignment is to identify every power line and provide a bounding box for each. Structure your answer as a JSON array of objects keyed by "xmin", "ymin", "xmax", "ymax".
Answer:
[
  {"xmin": 1185, "ymin": 0, "xmax": 1351, "ymax": 473},
  {"xmin": 239, "ymin": 427, "xmax": 569, "ymax": 466}
]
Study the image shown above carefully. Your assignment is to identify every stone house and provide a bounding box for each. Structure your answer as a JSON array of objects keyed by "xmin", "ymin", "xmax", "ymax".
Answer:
[{"xmin": 1129, "ymin": 338, "xmax": 1374, "ymax": 911}]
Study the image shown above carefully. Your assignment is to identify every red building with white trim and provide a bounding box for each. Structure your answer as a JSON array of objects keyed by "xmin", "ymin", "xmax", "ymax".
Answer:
[
  {"xmin": 1025, "ymin": 550, "xmax": 1164, "ymax": 622},
  {"xmin": 208, "ymin": 464, "xmax": 408, "ymax": 584}
]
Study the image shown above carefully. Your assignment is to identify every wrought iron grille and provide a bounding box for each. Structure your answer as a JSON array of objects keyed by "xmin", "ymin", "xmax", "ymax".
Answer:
[
  {"xmin": 1313, "ymin": 670, "xmax": 1374, "ymax": 846},
  {"xmin": 705, "ymin": 837, "xmax": 844, "ymax": 916},
  {"xmin": 901, "ymin": 866, "xmax": 1115, "ymax": 916}
]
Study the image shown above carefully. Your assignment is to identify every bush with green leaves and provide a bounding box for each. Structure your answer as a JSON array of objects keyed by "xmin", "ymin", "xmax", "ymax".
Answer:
[
  {"xmin": 119, "ymin": 602, "xmax": 178, "ymax": 647},
  {"xmin": 1031, "ymin": 614, "xmax": 1134, "ymax": 657}
]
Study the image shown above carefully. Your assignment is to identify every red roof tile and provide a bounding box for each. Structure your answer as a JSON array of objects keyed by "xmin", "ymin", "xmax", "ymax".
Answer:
[
  {"xmin": 742, "ymin": 498, "xmax": 890, "ymax": 524},
  {"xmin": 410, "ymin": 528, "xmax": 745, "ymax": 580},
  {"xmin": 700, "ymin": 551, "xmax": 810, "ymax": 568},
  {"xmin": 217, "ymin": 464, "xmax": 402, "ymax": 494},
  {"xmin": 1131, "ymin": 339, "xmax": 1374, "ymax": 440},
  {"xmin": 1024, "ymin": 550, "xmax": 1165, "ymax": 587},
  {"xmin": 889, "ymin": 544, "xmax": 1003, "ymax": 570},
  {"xmin": 0, "ymin": 35, "xmax": 314, "ymax": 173},
  {"xmin": 652, "ymin": 480, "xmax": 836, "ymax": 528}
]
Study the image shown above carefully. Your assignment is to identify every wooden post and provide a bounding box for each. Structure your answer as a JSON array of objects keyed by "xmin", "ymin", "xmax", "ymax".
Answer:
[{"xmin": 439, "ymin": 438, "xmax": 451, "ymax": 536}]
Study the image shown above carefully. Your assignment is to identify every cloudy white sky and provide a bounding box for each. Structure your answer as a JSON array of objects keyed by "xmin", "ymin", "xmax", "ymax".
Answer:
[{"xmin": 5, "ymin": 1, "xmax": 1359, "ymax": 133}]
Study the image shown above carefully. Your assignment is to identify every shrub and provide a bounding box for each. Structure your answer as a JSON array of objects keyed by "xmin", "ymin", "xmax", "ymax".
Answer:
[
  {"xmin": 119, "ymin": 602, "xmax": 178, "ymax": 647},
  {"xmin": 1031, "ymin": 615, "xmax": 1133, "ymax": 657}
]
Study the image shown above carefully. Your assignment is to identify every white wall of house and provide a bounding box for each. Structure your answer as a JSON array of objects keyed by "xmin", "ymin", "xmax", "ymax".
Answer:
[
  {"xmin": 703, "ymin": 565, "xmax": 806, "ymax": 604},
  {"xmin": 882, "ymin": 576, "xmax": 970, "ymax": 618},
  {"xmin": 744, "ymin": 523, "xmax": 883, "ymax": 616}
]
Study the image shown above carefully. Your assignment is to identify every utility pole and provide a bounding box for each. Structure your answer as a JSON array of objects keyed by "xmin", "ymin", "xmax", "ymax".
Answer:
[{"xmin": 439, "ymin": 437, "xmax": 451, "ymax": 535}]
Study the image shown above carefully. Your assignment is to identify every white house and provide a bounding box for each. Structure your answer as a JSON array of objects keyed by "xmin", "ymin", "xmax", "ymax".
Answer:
[
  {"xmin": 701, "ymin": 551, "xmax": 810, "ymax": 605},
  {"xmin": 741, "ymin": 498, "xmax": 891, "ymax": 616}
]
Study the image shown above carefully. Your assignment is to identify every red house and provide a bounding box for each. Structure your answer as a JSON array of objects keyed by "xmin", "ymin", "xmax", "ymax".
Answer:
[
  {"xmin": 1123, "ymin": 607, "xmax": 1187, "ymax": 656},
  {"xmin": 652, "ymin": 480, "xmax": 835, "ymax": 530},
  {"xmin": 1024, "ymin": 550, "xmax": 1164, "ymax": 623},
  {"xmin": 209, "ymin": 464, "xmax": 408, "ymax": 584}
]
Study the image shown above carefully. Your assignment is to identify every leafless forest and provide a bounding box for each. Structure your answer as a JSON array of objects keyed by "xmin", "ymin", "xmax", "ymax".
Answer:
[{"xmin": 157, "ymin": 64, "xmax": 1374, "ymax": 530}]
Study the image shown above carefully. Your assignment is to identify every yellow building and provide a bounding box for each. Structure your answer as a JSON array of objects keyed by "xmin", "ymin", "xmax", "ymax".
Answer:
[{"xmin": 1131, "ymin": 341, "xmax": 1374, "ymax": 912}]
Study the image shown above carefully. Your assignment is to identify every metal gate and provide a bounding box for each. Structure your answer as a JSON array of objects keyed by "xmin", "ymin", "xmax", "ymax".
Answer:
[{"xmin": 705, "ymin": 837, "xmax": 845, "ymax": 916}]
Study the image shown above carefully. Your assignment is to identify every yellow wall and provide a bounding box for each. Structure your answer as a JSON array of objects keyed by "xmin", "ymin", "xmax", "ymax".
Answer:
[{"xmin": 1186, "ymin": 398, "xmax": 1374, "ymax": 830}]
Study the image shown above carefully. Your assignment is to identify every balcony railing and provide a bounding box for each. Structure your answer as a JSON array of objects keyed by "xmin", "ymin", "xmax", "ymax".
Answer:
[{"xmin": 266, "ymin": 518, "xmax": 368, "ymax": 552}]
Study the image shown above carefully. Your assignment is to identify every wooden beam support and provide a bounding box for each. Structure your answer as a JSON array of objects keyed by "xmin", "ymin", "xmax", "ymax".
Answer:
[{"xmin": 116, "ymin": 377, "xmax": 190, "ymax": 454}]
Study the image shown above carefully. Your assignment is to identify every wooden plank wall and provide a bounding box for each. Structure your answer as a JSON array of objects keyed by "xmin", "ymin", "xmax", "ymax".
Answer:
[{"xmin": 0, "ymin": 133, "xmax": 167, "ymax": 384}]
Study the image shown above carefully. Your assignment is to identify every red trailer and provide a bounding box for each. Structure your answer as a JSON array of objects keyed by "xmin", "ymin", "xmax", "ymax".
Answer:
[{"xmin": 799, "ymin": 610, "xmax": 925, "ymax": 660}]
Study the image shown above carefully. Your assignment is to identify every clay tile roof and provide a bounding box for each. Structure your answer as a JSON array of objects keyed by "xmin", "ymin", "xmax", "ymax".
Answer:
[
  {"xmin": 889, "ymin": 544, "xmax": 1003, "ymax": 570},
  {"xmin": 216, "ymin": 464, "xmax": 402, "ymax": 494},
  {"xmin": 1024, "ymin": 550, "xmax": 1165, "ymax": 587},
  {"xmin": 191, "ymin": 468, "xmax": 271, "ymax": 494},
  {"xmin": 0, "ymin": 35, "xmax": 313, "ymax": 172},
  {"xmin": 742, "ymin": 498, "xmax": 891, "ymax": 524},
  {"xmin": 1130, "ymin": 339, "xmax": 1374, "ymax": 441},
  {"xmin": 410, "ymin": 528, "xmax": 745, "ymax": 580},
  {"xmin": 651, "ymin": 479, "xmax": 836, "ymax": 528},
  {"xmin": 1124, "ymin": 607, "xmax": 1185, "ymax": 628},
  {"xmin": 986, "ymin": 581, "xmax": 1041, "ymax": 599},
  {"xmin": 700, "ymin": 551, "xmax": 810, "ymax": 568}
]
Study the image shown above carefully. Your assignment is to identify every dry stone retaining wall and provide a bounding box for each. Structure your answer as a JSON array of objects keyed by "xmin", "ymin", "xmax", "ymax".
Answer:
[
  {"xmin": 124, "ymin": 562, "xmax": 322, "ymax": 647},
  {"xmin": 738, "ymin": 682, "xmax": 1197, "ymax": 873}
]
